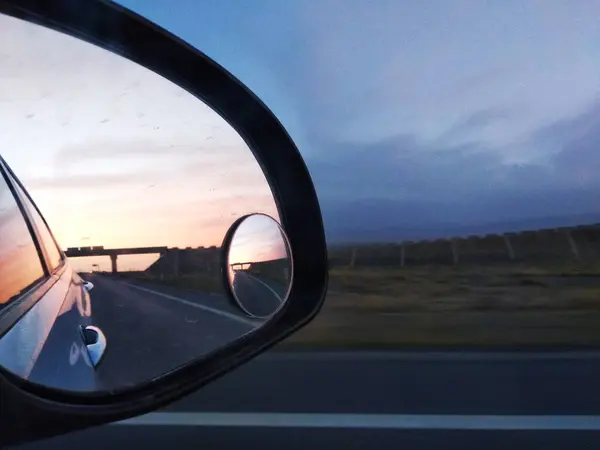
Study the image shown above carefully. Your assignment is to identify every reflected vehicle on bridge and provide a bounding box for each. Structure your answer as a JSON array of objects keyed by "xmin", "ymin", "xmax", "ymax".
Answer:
[
  {"xmin": 0, "ymin": 155, "xmax": 101, "ymax": 391},
  {"xmin": 65, "ymin": 246, "xmax": 169, "ymax": 273}
]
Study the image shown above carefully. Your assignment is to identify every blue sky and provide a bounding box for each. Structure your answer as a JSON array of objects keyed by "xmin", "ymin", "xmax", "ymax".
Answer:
[
  {"xmin": 118, "ymin": 0, "xmax": 600, "ymax": 242},
  {"xmin": 2, "ymin": 1, "xmax": 600, "ymax": 272}
]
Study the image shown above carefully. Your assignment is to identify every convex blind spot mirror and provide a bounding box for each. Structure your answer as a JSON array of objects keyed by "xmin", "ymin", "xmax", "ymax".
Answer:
[
  {"xmin": 223, "ymin": 214, "xmax": 293, "ymax": 319},
  {"xmin": 0, "ymin": 1, "xmax": 328, "ymax": 447}
]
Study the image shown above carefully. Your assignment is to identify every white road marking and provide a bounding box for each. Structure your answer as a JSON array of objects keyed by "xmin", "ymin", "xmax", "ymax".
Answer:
[
  {"xmin": 259, "ymin": 350, "xmax": 600, "ymax": 362},
  {"xmin": 120, "ymin": 282, "xmax": 258, "ymax": 327},
  {"xmin": 242, "ymin": 272, "xmax": 284, "ymax": 303},
  {"xmin": 113, "ymin": 412, "xmax": 600, "ymax": 430}
]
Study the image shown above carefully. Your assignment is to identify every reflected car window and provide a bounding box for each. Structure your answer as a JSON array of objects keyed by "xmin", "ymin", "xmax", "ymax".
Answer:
[
  {"xmin": 10, "ymin": 176, "xmax": 63, "ymax": 271},
  {"xmin": 0, "ymin": 169, "xmax": 44, "ymax": 307}
]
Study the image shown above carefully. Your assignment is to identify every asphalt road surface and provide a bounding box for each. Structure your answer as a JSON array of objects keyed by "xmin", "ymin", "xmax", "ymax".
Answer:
[
  {"xmin": 13, "ymin": 275, "xmax": 600, "ymax": 448},
  {"xmin": 15, "ymin": 351, "xmax": 600, "ymax": 449},
  {"xmin": 231, "ymin": 270, "xmax": 284, "ymax": 317},
  {"xmin": 81, "ymin": 274, "xmax": 264, "ymax": 390}
]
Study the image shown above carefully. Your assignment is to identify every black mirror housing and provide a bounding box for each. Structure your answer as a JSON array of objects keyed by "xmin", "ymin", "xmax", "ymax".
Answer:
[{"xmin": 0, "ymin": 0, "xmax": 328, "ymax": 446}]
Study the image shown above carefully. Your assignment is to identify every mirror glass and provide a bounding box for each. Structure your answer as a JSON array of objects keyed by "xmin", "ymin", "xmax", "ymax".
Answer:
[
  {"xmin": 0, "ymin": 14, "xmax": 284, "ymax": 393},
  {"xmin": 225, "ymin": 214, "xmax": 292, "ymax": 318}
]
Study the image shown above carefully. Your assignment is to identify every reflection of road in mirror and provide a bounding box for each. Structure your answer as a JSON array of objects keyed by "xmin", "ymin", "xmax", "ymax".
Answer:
[
  {"xmin": 225, "ymin": 214, "xmax": 293, "ymax": 318},
  {"xmin": 75, "ymin": 272, "xmax": 264, "ymax": 391},
  {"xmin": 231, "ymin": 269, "xmax": 284, "ymax": 318}
]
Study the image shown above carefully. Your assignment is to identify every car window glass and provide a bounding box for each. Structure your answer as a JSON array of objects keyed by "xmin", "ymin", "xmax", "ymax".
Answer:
[
  {"xmin": 10, "ymin": 177, "xmax": 63, "ymax": 271},
  {"xmin": 0, "ymin": 171, "xmax": 45, "ymax": 307}
]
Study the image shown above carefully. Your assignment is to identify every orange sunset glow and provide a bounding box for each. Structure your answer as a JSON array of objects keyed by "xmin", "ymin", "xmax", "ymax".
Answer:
[
  {"xmin": 228, "ymin": 215, "xmax": 290, "ymax": 266},
  {"xmin": 0, "ymin": 14, "xmax": 279, "ymax": 272}
]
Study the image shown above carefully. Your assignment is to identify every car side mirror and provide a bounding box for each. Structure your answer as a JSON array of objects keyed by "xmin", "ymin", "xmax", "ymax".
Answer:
[{"xmin": 0, "ymin": 1, "xmax": 327, "ymax": 446}]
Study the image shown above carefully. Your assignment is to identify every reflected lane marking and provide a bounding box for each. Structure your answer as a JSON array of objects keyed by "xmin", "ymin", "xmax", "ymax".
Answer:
[
  {"xmin": 242, "ymin": 272, "xmax": 283, "ymax": 303},
  {"xmin": 119, "ymin": 282, "xmax": 258, "ymax": 327}
]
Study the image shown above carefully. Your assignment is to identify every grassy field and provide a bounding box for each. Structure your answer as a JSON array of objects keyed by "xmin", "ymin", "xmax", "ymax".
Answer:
[
  {"xmin": 115, "ymin": 262, "xmax": 600, "ymax": 349},
  {"xmin": 286, "ymin": 264, "xmax": 600, "ymax": 349}
]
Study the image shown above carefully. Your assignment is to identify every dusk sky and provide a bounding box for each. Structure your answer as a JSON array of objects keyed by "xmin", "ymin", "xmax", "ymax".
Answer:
[
  {"xmin": 119, "ymin": 0, "xmax": 600, "ymax": 241},
  {"xmin": 228, "ymin": 215, "xmax": 290, "ymax": 267},
  {"xmin": 2, "ymin": 1, "xmax": 600, "ymax": 269},
  {"xmin": 1, "ymin": 12, "xmax": 278, "ymax": 271}
]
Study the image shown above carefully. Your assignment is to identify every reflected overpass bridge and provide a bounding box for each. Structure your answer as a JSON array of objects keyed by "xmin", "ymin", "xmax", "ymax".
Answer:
[
  {"xmin": 231, "ymin": 258, "xmax": 290, "ymax": 279},
  {"xmin": 64, "ymin": 246, "xmax": 168, "ymax": 273}
]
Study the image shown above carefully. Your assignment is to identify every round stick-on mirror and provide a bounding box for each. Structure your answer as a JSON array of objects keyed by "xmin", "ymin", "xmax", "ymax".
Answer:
[{"xmin": 222, "ymin": 214, "xmax": 293, "ymax": 319}]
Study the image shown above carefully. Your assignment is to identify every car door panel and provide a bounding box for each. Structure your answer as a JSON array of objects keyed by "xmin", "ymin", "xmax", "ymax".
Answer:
[
  {"xmin": 27, "ymin": 266, "xmax": 97, "ymax": 392},
  {"xmin": 0, "ymin": 266, "xmax": 71, "ymax": 380},
  {"xmin": 0, "ymin": 157, "xmax": 97, "ymax": 390}
]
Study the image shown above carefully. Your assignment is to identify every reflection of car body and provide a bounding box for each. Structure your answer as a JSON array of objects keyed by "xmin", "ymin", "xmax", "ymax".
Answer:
[{"xmin": 0, "ymin": 155, "xmax": 98, "ymax": 391}]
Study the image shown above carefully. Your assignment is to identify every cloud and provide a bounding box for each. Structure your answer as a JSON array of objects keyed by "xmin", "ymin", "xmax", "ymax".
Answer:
[
  {"xmin": 23, "ymin": 171, "xmax": 167, "ymax": 190},
  {"xmin": 441, "ymin": 107, "xmax": 514, "ymax": 140},
  {"xmin": 50, "ymin": 139, "xmax": 248, "ymax": 178},
  {"xmin": 534, "ymin": 99, "xmax": 600, "ymax": 174},
  {"xmin": 306, "ymin": 99, "xmax": 600, "ymax": 242},
  {"xmin": 309, "ymin": 134, "xmax": 504, "ymax": 201},
  {"xmin": 6, "ymin": 0, "xmax": 600, "ymax": 252}
]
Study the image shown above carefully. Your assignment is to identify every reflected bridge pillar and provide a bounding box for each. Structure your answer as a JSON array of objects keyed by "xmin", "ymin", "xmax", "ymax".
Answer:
[
  {"xmin": 172, "ymin": 250, "xmax": 180, "ymax": 277},
  {"xmin": 110, "ymin": 254, "xmax": 118, "ymax": 273}
]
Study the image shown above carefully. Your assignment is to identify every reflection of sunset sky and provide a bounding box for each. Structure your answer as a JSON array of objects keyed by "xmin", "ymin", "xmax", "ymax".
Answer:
[
  {"xmin": 0, "ymin": 15, "xmax": 279, "ymax": 271},
  {"xmin": 228, "ymin": 215, "xmax": 289, "ymax": 266}
]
